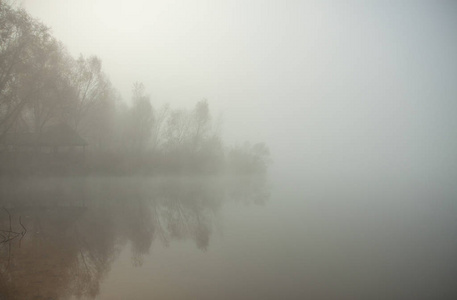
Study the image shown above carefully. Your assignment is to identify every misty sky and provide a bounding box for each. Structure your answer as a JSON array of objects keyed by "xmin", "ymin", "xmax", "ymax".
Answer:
[{"xmin": 22, "ymin": 0, "xmax": 457, "ymax": 179}]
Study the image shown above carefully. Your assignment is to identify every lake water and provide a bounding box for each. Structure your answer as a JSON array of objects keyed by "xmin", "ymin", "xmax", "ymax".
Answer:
[{"xmin": 0, "ymin": 174, "xmax": 456, "ymax": 299}]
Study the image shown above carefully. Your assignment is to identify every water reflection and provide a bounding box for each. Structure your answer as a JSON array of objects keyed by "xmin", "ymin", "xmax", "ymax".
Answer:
[{"xmin": 0, "ymin": 176, "xmax": 269, "ymax": 299}]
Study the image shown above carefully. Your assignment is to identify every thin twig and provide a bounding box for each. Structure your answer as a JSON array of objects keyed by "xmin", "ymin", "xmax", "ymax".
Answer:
[
  {"xmin": 0, "ymin": 208, "xmax": 27, "ymax": 247},
  {"xmin": 19, "ymin": 216, "xmax": 26, "ymax": 235}
]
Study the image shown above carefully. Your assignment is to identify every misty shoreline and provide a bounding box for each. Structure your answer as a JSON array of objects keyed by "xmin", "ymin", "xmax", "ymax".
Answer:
[{"xmin": 0, "ymin": 141, "xmax": 270, "ymax": 177}]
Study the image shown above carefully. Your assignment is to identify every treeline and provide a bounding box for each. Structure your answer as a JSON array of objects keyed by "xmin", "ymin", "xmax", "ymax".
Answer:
[
  {"xmin": 0, "ymin": 2, "xmax": 112, "ymax": 140},
  {"xmin": 0, "ymin": 1, "xmax": 270, "ymax": 176}
]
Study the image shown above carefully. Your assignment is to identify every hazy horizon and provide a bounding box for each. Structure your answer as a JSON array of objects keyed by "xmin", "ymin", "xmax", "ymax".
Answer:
[
  {"xmin": 1, "ymin": 1, "xmax": 457, "ymax": 298},
  {"xmin": 20, "ymin": 0, "xmax": 457, "ymax": 181}
]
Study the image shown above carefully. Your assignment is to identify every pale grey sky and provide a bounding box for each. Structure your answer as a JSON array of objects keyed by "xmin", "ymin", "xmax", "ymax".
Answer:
[{"xmin": 23, "ymin": 0, "xmax": 457, "ymax": 179}]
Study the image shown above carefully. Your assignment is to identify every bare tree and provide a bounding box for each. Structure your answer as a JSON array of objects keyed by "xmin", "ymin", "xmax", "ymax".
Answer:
[
  {"xmin": 22, "ymin": 42, "xmax": 74, "ymax": 133},
  {"xmin": 0, "ymin": 2, "xmax": 59, "ymax": 138},
  {"xmin": 191, "ymin": 99, "xmax": 210, "ymax": 150},
  {"xmin": 69, "ymin": 55, "xmax": 111, "ymax": 131},
  {"xmin": 123, "ymin": 82, "xmax": 154, "ymax": 151},
  {"xmin": 150, "ymin": 103, "xmax": 169, "ymax": 150},
  {"xmin": 163, "ymin": 108, "xmax": 192, "ymax": 150}
]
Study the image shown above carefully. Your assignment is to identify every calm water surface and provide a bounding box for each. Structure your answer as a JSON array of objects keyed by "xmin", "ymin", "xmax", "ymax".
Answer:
[{"xmin": 0, "ymin": 175, "xmax": 456, "ymax": 299}]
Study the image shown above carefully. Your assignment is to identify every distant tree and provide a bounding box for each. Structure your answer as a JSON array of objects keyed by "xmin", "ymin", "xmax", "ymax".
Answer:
[
  {"xmin": 68, "ymin": 55, "xmax": 111, "ymax": 131},
  {"xmin": 162, "ymin": 100, "xmax": 212, "ymax": 152},
  {"xmin": 22, "ymin": 42, "xmax": 74, "ymax": 133},
  {"xmin": 227, "ymin": 142, "xmax": 270, "ymax": 175},
  {"xmin": 163, "ymin": 108, "xmax": 192, "ymax": 151},
  {"xmin": 83, "ymin": 87, "xmax": 118, "ymax": 150},
  {"xmin": 0, "ymin": 1, "xmax": 60, "ymax": 138},
  {"xmin": 150, "ymin": 103, "xmax": 169, "ymax": 150},
  {"xmin": 124, "ymin": 82, "xmax": 154, "ymax": 151},
  {"xmin": 191, "ymin": 99, "xmax": 210, "ymax": 150}
]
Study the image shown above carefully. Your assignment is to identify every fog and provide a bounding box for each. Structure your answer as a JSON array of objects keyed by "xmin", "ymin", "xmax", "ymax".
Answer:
[
  {"xmin": 1, "ymin": 0, "xmax": 457, "ymax": 299},
  {"xmin": 22, "ymin": 0, "xmax": 457, "ymax": 179}
]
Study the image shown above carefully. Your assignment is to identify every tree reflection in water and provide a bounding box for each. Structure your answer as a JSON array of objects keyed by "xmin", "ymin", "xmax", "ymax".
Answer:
[{"xmin": 0, "ymin": 175, "xmax": 269, "ymax": 299}]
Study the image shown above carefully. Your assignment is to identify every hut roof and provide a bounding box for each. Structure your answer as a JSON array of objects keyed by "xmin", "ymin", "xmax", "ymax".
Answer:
[{"xmin": 3, "ymin": 124, "xmax": 88, "ymax": 147}]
